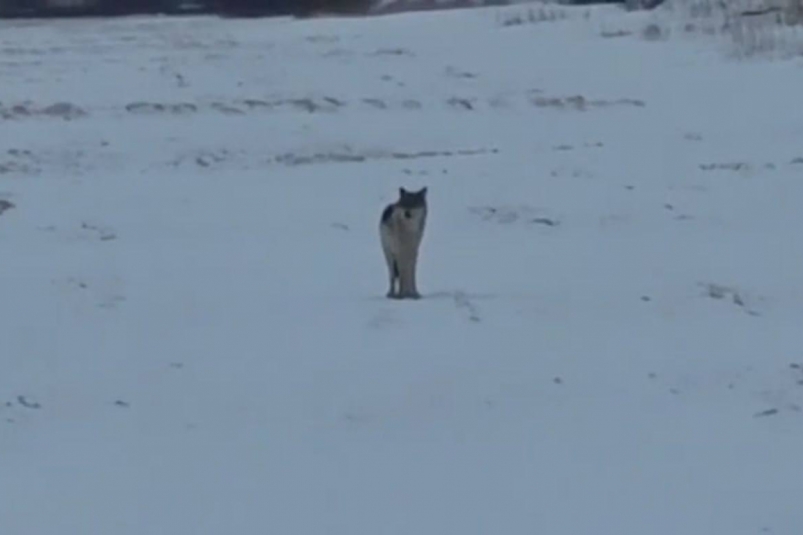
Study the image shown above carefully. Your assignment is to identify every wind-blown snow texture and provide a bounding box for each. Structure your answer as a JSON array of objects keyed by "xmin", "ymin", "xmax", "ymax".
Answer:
[{"xmin": 1, "ymin": 5, "xmax": 803, "ymax": 534}]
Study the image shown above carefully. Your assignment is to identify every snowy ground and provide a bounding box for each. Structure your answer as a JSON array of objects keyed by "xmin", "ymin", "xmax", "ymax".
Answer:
[{"xmin": 1, "ymin": 4, "xmax": 803, "ymax": 534}]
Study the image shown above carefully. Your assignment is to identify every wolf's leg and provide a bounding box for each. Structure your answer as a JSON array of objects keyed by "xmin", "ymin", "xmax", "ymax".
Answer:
[
  {"xmin": 396, "ymin": 250, "xmax": 411, "ymax": 297},
  {"xmin": 397, "ymin": 249, "xmax": 420, "ymax": 299},
  {"xmin": 381, "ymin": 227, "xmax": 397, "ymax": 298},
  {"xmin": 408, "ymin": 248, "xmax": 421, "ymax": 298},
  {"xmin": 406, "ymin": 248, "xmax": 421, "ymax": 299},
  {"xmin": 385, "ymin": 252, "xmax": 399, "ymax": 298}
]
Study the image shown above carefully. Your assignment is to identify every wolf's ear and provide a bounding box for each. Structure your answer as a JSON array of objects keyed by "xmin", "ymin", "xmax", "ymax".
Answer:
[
  {"xmin": 419, "ymin": 187, "xmax": 428, "ymax": 197},
  {"xmin": 399, "ymin": 187, "xmax": 408, "ymax": 197}
]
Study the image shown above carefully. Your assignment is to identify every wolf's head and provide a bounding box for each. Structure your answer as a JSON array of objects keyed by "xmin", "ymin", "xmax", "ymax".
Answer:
[{"xmin": 397, "ymin": 187, "xmax": 427, "ymax": 210}]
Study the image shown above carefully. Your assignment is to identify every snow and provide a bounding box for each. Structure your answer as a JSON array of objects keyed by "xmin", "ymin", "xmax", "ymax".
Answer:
[{"xmin": 1, "ymin": 4, "xmax": 803, "ymax": 534}]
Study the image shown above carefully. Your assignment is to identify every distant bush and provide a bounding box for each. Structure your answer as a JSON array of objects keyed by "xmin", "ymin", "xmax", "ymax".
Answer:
[
  {"xmin": 213, "ymin": 0, "xmax": 291, "ymax": 16},
  {"xmin": 214, "ymin": 0, "xmax": 373, "ymax": 16},
  {"xmin": 298, "ymin": 0, "xmax": 374, "ymax": 15},
  {"xmin": 650, "ymin": 0, "xmax": 803, "ymax": 58},
  {"xmin": 662, "ymin": 0, "xmax": 802, "ymax": 25}
]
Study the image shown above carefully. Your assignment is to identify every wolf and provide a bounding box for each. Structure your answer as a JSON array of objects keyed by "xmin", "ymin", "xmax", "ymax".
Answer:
[{"xmin": 379, "ymin": 187, "xmax": 428, "ymax": 299}]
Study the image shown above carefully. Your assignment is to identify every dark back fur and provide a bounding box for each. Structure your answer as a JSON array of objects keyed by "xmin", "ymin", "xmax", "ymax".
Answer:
[{"xmin": 380, "ymin": 204, "xmax": 395, "ymax": 224}]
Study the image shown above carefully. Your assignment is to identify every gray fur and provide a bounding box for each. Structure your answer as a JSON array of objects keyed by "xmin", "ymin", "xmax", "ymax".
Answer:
[{"xmin": 379, "ymin": 187, "xmax": 428, "ymax": 299}]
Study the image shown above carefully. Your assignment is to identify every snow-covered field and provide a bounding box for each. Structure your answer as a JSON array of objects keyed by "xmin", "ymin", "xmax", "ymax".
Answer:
[{"xmin": 1, "ymin": 3, "xmax": 803, "ymax": 534}]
